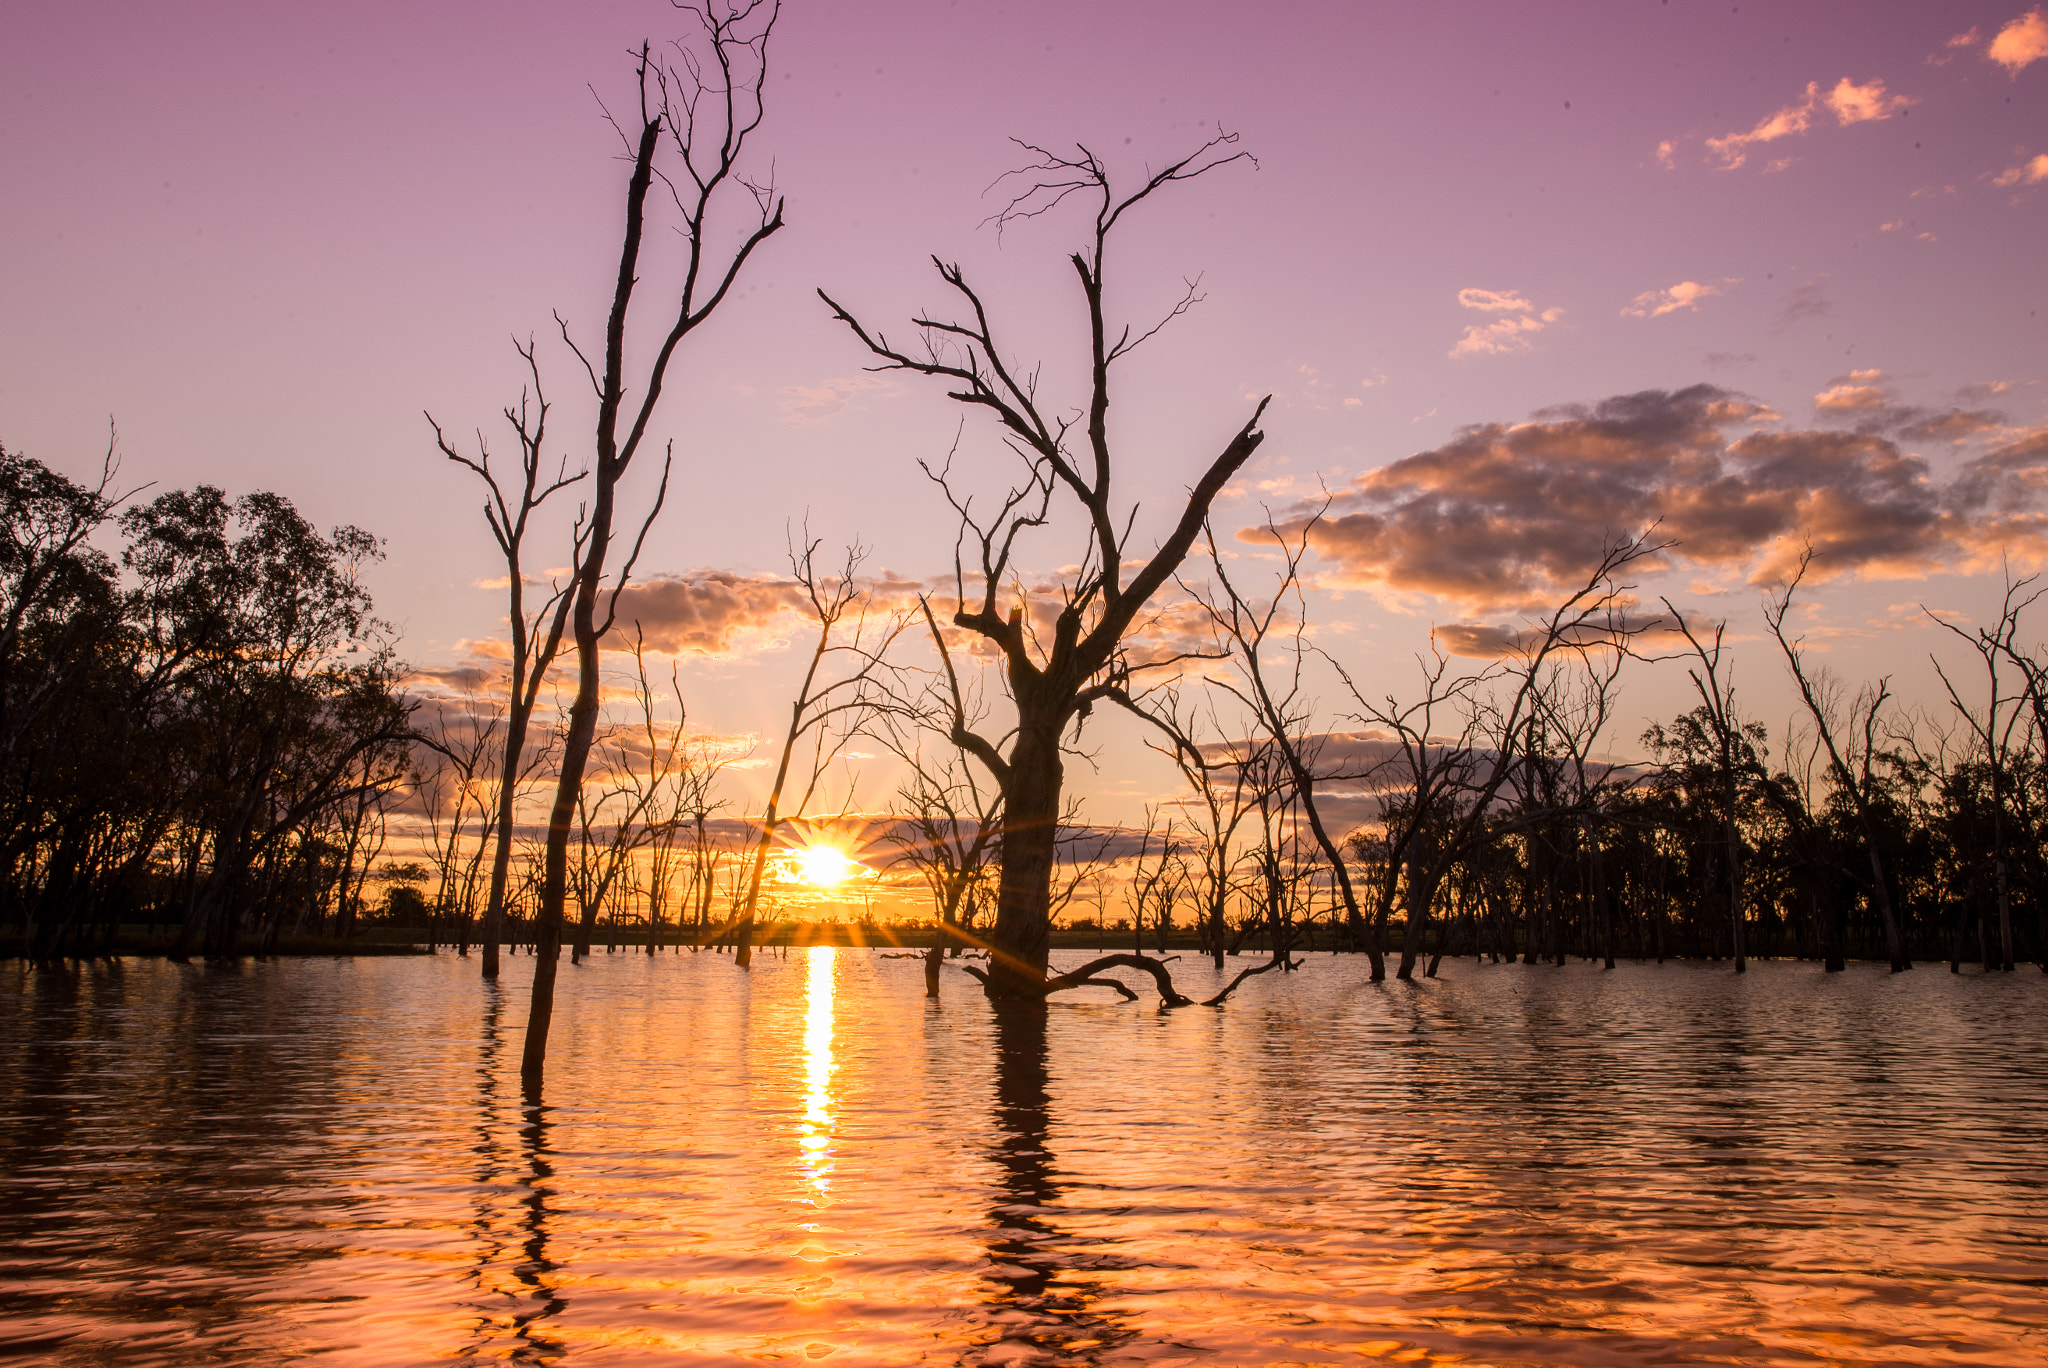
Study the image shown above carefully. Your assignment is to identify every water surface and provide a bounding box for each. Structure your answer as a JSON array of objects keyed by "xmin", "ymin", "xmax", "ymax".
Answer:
[{"xmin": 3, "ymin": 950, "xmax": 2045, "ymax": 1365}]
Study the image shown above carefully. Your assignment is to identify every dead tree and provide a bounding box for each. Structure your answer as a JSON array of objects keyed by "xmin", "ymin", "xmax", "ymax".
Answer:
[
  {"xmin": 1765, "ymin": 550, "xmax": 1910, "ymax": 971},
  {"xmin": 821, "ymin": 134, "xmax": 1266, "ymax": 999},
  {"xmin": 412, "ymin": 688, "xmax": 505, "ymax": 953},
  {"xmin": 630, "ymin": 648, "xmax": 730, "ymax": 955},
  {"xmin": 1658, "ymin": 601, "xmax": 1764, "ymax": 972},
  {"xmin": 879, "ymin": 607, "xmax": 1004, "ymax": 995},
  {"xmin": 1925, "ymin": 573, "xmax": 2045, "ymax": 972},
  {"xmin": 1137, "ymin": 689, "xmax": 1265, "ymax": 969},
  {"xmin": 430, "ymin": 339, "xmax": 584, "ymax": 981},
  {"xmin": 523, "ymin": 3, "xmax": 785, "ymax": 1084},
  {"xmin": 1331, "ymin": 534, "xmax": 1661, "ymax": 979},
  {"xmin": 1529, "ymin": 633, "xmax": 1642, "ymax": 972},
  {"xmin": 1190, "ymin": 505, "xmax": 1372, "ymax": 964},
  {"xmin": 732, "ymin": 537, "xmax": 905, "ymax": 966}
]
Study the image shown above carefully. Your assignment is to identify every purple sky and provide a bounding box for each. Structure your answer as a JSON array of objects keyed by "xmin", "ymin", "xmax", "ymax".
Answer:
[{"xmin": 4, "ymin": 1, "xmax": 2045, "ymax": 818}]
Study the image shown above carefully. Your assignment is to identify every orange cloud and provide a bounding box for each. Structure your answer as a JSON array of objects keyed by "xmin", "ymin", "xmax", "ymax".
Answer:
[
  {"xmin": 1810, "ymin": 369, "xmax": 2011, "ymax": 442},
  {"xmin": 1456, "ymin": 288, "xmax": 1533, "ymax": 312},
  {"xmin": 1448, "ymin": 289, "xmax": 1562, "ymax": 358},
  {"xmin": 1823, "ymin": 77, "xmax": 1912, "ymax": 125},
  {"xmin": 1814, "ymin": 368, "xmax": 1891, "ymax": 413},
  {"xmin": 1621, "ymin": 280, "xmax": 1730, "ymax": 318},
  {"xmin": 1993, "ymin": 152, "xmax": 2048, "ymax": 186},
  {"xmin": 1706, "ymin": 78, "xmax": 1912, "ymax": 169},
  {"xmin": 1989, "ymin": 8, "xmax": 2048, "ymax": 74}
]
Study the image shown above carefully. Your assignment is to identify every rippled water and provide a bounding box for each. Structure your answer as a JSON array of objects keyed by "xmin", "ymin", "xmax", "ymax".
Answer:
[{"xmin": 4, "ymin": 950, "xmax": 2046, "ymax": 1366}]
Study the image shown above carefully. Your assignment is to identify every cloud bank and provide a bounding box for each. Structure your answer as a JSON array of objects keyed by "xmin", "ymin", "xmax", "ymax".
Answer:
[{"xmin": 1254, "ymin": 384, "xmax": 2044, "ymax": 613}]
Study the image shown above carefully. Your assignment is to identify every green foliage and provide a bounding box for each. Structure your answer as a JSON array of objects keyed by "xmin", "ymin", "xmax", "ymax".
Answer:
[{"xmin": 1, "ymin": 444, "xmax": 414, "ymax": 958}]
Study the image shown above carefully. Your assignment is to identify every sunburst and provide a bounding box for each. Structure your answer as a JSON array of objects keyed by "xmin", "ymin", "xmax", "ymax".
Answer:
[{"xmin": 795, "ymin": 844, "xmax": 860, "ymax": 888}]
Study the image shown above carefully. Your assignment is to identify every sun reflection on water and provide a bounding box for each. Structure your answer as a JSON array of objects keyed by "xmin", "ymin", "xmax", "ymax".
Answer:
[{"xmin": 799, "ymin": 946, "xmax": 835, "ymax": 1203}]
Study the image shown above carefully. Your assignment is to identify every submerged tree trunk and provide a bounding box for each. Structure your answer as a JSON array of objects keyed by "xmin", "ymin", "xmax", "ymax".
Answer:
[
  {"xmin": 1395, "ymin": 857, "xmax": 1440, "ymax": 981},
  {"xmin": 985, "ymin": 711, "xmax": 1062, "ymax": 998}
]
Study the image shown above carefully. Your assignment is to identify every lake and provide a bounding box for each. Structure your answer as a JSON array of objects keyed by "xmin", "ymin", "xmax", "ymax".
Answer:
[{"xmin": 3, "ymin": 949, "xmax": 2045, "ymax": 1365}]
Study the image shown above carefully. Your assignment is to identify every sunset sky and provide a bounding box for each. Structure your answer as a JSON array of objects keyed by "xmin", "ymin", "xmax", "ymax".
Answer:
[{"xmin": 5, "ymin": 0, "xmax": 2046, "ymax": 831}]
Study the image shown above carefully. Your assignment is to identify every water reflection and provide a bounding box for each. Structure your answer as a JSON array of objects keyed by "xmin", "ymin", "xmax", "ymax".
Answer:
[
  {"xmin": 799, "ymin": 945, "xmax": 835, "ymax": 1204},
  {"xmin": 2, "ymin": 954, "xmax": 2045, "ymax": 1365},
  {"xmin": 977, "ymin": 1001, "xmax": 1133, "ymax": 1364},
  {"xmin": 458, "ymin": 980, "xmax": 564, "ymax": 1363},
  {"xmin": 509, "ymin": 1092, "xmax": 564, "ymax": 1361}
]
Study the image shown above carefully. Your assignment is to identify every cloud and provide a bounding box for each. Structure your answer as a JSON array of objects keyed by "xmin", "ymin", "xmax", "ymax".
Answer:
[
  {"xmin": 1705, "ymin": 78, "xmax": 1912, "ymax": 168},
  {"xmin": 1989, "ymin": 8, "xmax": 2048, "ymax": 74},
  {"xmin": 1814, "ymin": 368, "xmax": 1890, "ymax": 413},
  {"xmin": 1456, "ymin": 288, "xmax": 1534, "ymax": 312},
  {"xmin": 1430, "ymin": 612, "xmax": 1685, "ymax": 661},
  {"xmin": 406, "ymin": 663, "xmax": 499, "ymax": 695},
  {"xmin": 778, "ymin": 375, "xmax": 902, "ymax": 426},
  {"xmin": 1655, "ymin": 139, "xmax": 1677, "ymax": 169},
  {"xmin": 1778, "ymin": 280, "xmax": 1831, "ymax": 327},
  {"xmin": 1621, "ymin": 279, "xmax": 1730, "ymax": 319},
  {"xmin": 1251, "ymin": 386, "xmax": 2048, "ymax": 613},
  {"xmin": 1994, "ymin": 152, "xmax": 2048, "ymax": 186},
  {"xmin": 607, "ymin": 570, "xmax": 813, "ymax": 655},
  {"xmin": 1703, "ymin": 352, "xmax": 1757, "ymax": 372},
  {"xmin": 1823, "ymin": 76, "xmax": 1913, "ymax": 125},
  {"xmin": 1448, "ymin": 289, "xmax": 1563, "ymax": 358},
  {"xmin": 1810, "ymin": 368, "xmax": 2009, "ymax": 440}
]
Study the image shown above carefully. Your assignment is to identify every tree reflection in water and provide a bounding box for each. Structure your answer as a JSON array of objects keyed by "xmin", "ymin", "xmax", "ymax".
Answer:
[
  {"xmin": 508, "ymin": 1085, "xmax": 565, "ymax": 1361},
  {"xmin": 461, "ymin": 980, "xmax": 563, "ymax": 1363},
  {"xmin": 978, "ymin": 1001, "xmax": 1134, "ymax": 1364}
]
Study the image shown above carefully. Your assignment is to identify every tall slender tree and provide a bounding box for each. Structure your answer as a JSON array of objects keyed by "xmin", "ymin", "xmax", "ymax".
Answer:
[
  {"xmin": 522, "ymin": 2, "xmax": 784, "ymax": 1084},
  {"xmin": 430, "ymin": 340, "xmax": 584, "ymax": 981}
]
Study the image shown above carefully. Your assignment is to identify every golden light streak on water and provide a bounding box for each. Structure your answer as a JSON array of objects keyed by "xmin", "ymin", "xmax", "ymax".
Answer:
[{"xmin": 798, "ymin": 945, "xmax": 835, "ymax": 1204}]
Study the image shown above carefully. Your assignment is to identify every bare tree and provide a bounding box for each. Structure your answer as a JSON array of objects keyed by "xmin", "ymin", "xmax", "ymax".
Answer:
[
  {"xmin": 1765, "ymin": 550, "xmax": 1910, "ymax": 972},
  {"xmin": 430, "ymin": 340, "xmax": 584, "ymax": 980},
  {"xmin": 622, "ymin": 641, "xmax": 730, "ymax": 956},
  {"xmin": 1529, "ymin": 631, "xmax": 1642, "ymax": 973},
  {"xmin": 1657, "ymin": 601, "xmax": 1767, "ymax": 972},
  {"xmin": 1332, "ymin": 534, "xmax": 1660, "ymax": 979},
  {"xmin": 879, "ymin": 608, "xmax": 1004, "ymax": 995},
  {"xmin": 412, "ymin": 688, "xmax": 505, "ymax": 952},
  {"xmin": 1141, "ymin": 690, "xmax": 1265, "ymax": 968},
  {"xmin": 732, "ymin": 537, "xmax": 905, "ymax": 966},
  {"xmin": 1190, "ymin": 506, "xmax": 1372, "ymax": 962},
  {"xmin": 523, "ymin": 3, "xmax": 785, "ymax": 1084},
  {"xmin": 821, "ymin": 134, "xmax": 1267, "ymax": 999},
  {"xmin": 1924, "ymin": 571, "xmax": 2045, "ymax": 972}
]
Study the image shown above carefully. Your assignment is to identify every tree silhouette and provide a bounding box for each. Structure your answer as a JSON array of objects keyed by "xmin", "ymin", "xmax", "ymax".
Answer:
[{"xmin": 821, "ymin": 134, "xmax": 1266, "ymax": 999}]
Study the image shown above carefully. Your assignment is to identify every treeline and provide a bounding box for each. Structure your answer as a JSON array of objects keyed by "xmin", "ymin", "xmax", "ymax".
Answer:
[
  {"xmin": 0, "ymin": 443, "xmax": 412, "ymax": 958},
  {"xmin": 1095, "ymin": 530, "xmax": 2048, "ymax": 980},
  {"xmin": 10, "ymin": 434, "xmax": 2048, "ymax": 982}
]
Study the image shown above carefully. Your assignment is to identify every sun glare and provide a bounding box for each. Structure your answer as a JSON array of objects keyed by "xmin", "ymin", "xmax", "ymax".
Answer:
[{"xmin": 796, "ymin": 844, "xmax": 859, "ymax": 889}]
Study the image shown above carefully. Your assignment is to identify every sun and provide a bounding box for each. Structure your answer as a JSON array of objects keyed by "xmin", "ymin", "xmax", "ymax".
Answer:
[{"xmin": 795, "ymin": 844, "xmax": 860, "ymax": 889}]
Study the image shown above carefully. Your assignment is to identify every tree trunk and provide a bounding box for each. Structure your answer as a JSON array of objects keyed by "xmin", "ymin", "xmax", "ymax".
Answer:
[
  {"xmin": 1995, "ymin": 856, "xmax": 2014, "ymax": 972},
  {"xmin": 479, "ymin": 713, "xmax": 527, "ymax": 981},
  {"xmin": 1395, "ymin": 857, "xmax": 1438, "ymax": 980},
  {"xmin": 985, "ymin": 711, "xmax": 1062, "ymax": 998},
  {"xmin": 522, "ymin": 623, "xmax": 603, "ymax": 1083}
]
